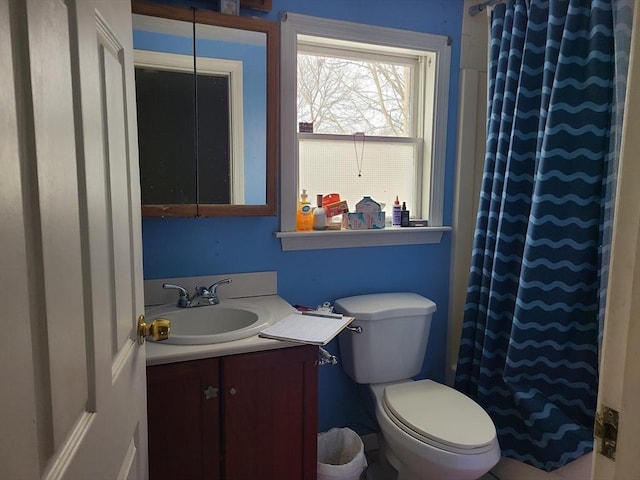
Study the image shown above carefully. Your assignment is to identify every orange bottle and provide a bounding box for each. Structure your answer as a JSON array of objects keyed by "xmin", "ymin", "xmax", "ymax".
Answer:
[{"xmin": 296, "ymin": 189, "xmax": 313, "ymax": 231}]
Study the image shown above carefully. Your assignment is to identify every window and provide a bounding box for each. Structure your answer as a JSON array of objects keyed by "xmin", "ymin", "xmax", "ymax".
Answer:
[{"xmin": 278, "ymin": 13, "xmax": 452, "ymax": 250}]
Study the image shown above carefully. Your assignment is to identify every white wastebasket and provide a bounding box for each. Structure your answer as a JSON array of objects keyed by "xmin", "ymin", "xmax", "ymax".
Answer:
[{"xmin": 317, "ymin": 427, "xmax": 368, "ymax": 480}]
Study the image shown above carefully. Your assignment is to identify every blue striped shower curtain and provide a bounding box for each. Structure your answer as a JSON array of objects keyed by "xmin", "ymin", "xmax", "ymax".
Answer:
[{"xmin": 455, "ymin": 0, "xmax": 618, "ymax": 471}]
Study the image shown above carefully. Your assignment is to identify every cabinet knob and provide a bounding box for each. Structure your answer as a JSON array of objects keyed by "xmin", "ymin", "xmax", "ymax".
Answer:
[
  {"xmin": 204, "ymin": 386, "xmax": 218, "ymax": 400},
  {"xmin": 229, "ymin": 387, "xmax": 238, "ymax": 396}
]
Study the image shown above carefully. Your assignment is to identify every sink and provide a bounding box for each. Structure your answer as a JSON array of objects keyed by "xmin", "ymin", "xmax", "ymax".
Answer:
[{"xmin": 146, "ymin": 301, "xmax": 272, "ymax": 345}]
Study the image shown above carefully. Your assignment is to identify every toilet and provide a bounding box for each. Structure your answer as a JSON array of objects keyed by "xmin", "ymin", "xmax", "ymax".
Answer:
[{"xmin": 334, "ymin": 292, "xmax": 500, "ymax": 480}]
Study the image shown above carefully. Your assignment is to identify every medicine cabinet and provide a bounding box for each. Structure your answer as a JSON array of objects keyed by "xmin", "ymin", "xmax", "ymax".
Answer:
[{"xmin": 132, "ymin": 1, "xmax": 278, "ymax": 216}]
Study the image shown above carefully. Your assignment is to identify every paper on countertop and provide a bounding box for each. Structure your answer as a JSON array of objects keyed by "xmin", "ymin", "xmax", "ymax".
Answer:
[{"xmin": 259, "ymin": 312, "xmax": 354, "ymax": 346}]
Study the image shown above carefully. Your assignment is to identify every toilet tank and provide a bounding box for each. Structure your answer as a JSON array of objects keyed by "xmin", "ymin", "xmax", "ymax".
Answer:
[{"xmin": 334, "ymin": 293, "xmax": 437, "ymax": 384}]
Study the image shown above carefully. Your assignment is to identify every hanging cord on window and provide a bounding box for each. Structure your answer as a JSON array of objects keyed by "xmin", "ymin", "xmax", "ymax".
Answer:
[
  {"xmin": 353, "ymin": 132, "xmax": 365, "ymax": 177},
  {"xmin": 192, "ymin": 6, "xmax": 200, "ymax": 217}
]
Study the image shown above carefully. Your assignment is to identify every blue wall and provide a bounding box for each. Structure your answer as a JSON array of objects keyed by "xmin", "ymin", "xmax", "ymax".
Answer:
[{"xmin": 142, "ymin": 0, "xmax": 464, "ymax": 435}]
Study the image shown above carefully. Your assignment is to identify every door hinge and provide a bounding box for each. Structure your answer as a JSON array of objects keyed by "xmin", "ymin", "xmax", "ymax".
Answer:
[{"xmin": 594, "ymin": 404, "xmax": 619, "ymax": 460}]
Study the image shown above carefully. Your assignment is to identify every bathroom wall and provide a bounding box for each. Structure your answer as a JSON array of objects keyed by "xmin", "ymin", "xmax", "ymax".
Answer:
[{"xmin": 141, "ymin": 0, "xmax": 464, "ymax": 434}]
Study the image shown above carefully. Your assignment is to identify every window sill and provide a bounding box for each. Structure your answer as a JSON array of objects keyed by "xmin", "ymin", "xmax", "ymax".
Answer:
[{"xmin": 275, "ymin": 226, "xmax": 451, "ymax": 251}]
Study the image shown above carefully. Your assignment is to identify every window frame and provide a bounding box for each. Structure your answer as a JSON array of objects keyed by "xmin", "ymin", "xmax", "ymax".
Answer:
[{"xmin": 277, "ymin": 13, "xmax": 452, "ymax": 251}]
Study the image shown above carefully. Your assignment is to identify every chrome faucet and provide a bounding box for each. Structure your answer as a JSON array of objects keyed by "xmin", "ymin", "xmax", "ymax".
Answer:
[
  {"xmin": 162, "ymin": 283, "xmax": 191, "ymax": 308},
  {"xmin": 192, "ymin": 278, "xmax": 232, "ymax": 306},
  {"xmin": 163, "ymin": 278, "xmax": 232, "ymax": 308}
]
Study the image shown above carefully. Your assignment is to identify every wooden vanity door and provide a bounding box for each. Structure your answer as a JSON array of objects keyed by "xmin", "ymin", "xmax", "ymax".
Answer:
[
  {"xmin": 147, "ymin": 358, "xmax": 221, "ymax": 480},
  {"xmin": 222, "ymin": 345, "xmax": 318, "ymax": 480}
]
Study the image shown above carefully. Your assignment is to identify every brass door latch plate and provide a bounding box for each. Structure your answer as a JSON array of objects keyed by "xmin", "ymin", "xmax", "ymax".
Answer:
[{"xmin": 595, "ymin": 404, "xmax": 619, "ymax": 460}]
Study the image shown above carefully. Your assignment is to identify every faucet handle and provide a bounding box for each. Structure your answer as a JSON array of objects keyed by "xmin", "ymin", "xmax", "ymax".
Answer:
[
  {"xmin": 163, "ymin": 283, "xmax": 191, "ymax": 308},
  {"xmin": 207, "ymin": 277, "xmax": 232, "ymax": 293}
]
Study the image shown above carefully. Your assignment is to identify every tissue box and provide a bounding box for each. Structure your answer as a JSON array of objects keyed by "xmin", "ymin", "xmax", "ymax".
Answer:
[
  {"xmin": 341, "ymin": 211, "xmax": 385, "ymax": 230},
  {"xmin": 341, "ymin": 196, "xmax": 387, "ymax": 230},
  {"xmin": 355, "ymin": 196, "xmax": 381, "ymax": 215},
  {"xmin": 368, "ymin": 211, "xmax": 385, "ymax": 229},
  {"xmin": 342, "ymin": 212, "xmax": 367, "ymax": 230}
]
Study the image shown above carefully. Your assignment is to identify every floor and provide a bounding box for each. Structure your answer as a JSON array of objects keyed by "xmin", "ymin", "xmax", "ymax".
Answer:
[
  {"xmin": 478, "ymin": 453, "xmax": 592, "ymax": 480},
  {"xmin": 362, "ymin": 444, "xmax": 593, "ymax": 480}
]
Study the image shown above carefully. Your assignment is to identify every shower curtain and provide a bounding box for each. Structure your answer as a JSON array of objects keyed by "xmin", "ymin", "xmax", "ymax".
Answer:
[{"xmin": 454, "ymin": 0, "xmax": 622, "ymax": 471}]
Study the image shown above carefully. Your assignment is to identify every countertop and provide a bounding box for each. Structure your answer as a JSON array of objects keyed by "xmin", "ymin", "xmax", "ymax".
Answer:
[{"xmin": 145, "ymin": 295, "xmax": 303, "ymax": 366}]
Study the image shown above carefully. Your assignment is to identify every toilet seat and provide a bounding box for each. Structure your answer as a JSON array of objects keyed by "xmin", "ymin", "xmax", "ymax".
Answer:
[{"xmin": 382, "ymin": 380, "xmax": 496, "ymax": 455}]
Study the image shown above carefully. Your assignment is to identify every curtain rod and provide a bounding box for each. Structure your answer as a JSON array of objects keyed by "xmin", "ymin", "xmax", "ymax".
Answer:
[{"xmin": 468, "ymin": 0, "xmax": 505, "ymax": 16}]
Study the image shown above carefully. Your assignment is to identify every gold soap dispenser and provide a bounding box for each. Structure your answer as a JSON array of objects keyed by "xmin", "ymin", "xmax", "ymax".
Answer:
[{"xmin": 296, "ymin": 189, "xmax": 313, "ymax": 231}]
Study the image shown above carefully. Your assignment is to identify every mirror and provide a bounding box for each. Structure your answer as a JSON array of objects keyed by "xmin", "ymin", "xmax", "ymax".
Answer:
[{"xmin": 131, "ymin": 1, "xmax": 277, "ymax": 216}]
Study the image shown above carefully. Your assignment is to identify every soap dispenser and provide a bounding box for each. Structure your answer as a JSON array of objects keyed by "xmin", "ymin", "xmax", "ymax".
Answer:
[{"xmin": 296, "ymin": 189, "xmax": 313, "ymax": 231}]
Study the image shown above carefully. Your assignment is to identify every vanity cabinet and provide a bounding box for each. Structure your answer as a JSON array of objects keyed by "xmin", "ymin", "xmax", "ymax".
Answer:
[{"xmin": 146, "ymin": 345, "xmax": 318, "ymax": 480}]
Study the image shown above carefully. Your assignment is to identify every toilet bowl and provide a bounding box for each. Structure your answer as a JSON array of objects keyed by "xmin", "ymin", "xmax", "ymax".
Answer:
[
  {"xmin": 334, "ymin": 293, "xmax": 500, "ymax": 480},
  {"xmin": 370, "ymin": 381, "xmax": 500, "ymax": 480}
]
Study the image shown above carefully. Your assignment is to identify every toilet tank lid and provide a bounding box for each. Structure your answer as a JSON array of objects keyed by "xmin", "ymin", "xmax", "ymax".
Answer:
[{"xmin": 334, "ymin": 293, "xmax": 436, "ymax": 321}]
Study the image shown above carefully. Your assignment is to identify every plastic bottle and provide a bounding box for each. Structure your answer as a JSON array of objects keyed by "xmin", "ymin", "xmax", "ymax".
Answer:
[
  {"xmin": 296, "ymin": 189, "xmax": 313, "ymax": 231},
  {"xmin": 401, "ymin": 201, "xmax": 410, "ymax": 226},
  {"xmin": 313, "ymin": 194, "xmax": 327, "ymax": 230},
  {"xmin": 392, "ymin": 195, "xmax": 401, "ymax": 226}
]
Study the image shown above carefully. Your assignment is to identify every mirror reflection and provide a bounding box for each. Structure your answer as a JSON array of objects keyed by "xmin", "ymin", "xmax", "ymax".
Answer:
[{"xmin": 131, "ymin": 3, "xmax": 277, "ymax": 216}]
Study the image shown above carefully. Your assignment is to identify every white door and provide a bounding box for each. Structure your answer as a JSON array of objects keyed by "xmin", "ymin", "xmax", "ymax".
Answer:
[
  {"xmin": 591, "ymin": 2, "xmax": 640, "ymax": 479},
  {"xmin": 0, "ymin": 0, "xmax": 148, "ymax": 478}
]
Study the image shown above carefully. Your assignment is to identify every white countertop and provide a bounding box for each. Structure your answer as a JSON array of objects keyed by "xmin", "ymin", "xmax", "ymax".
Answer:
[{"xmin": 145, "ymin": 295, "xmax": 303, "ymax": 366}]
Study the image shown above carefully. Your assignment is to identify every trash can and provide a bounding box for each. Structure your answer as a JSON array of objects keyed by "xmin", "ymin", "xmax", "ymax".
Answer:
[{"xmin": 317, "ymin": 427, "xmax": 368, "ymax": 480}]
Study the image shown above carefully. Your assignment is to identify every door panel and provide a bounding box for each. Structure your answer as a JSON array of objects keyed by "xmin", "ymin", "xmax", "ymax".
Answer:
[
  {"xmin": 0, "ymin": 0, "xmax": 148, "ymax": 478},
  {"xmin": 98, "ymin": 18, "xmax": 138, "ymax": 359},
  {"xmin": 0, "ymin": 0, "xmax": 41, "ymax": 475},
  {"xmin": 30, "ymin": 0, "xmax": 89, "ymax": 451}
]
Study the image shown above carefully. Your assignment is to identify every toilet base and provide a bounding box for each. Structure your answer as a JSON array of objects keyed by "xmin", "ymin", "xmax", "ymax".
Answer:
[
  {"xmin": 380, "ymin": 430, "xmax": 498, "ymax": 480},
  {"xmin": 365, "ymin": 437, "xmax": 399, "ymax": 480},
  {"xmin": 370, "ymin": 383, "xmax": 500, "ymax": 480}
]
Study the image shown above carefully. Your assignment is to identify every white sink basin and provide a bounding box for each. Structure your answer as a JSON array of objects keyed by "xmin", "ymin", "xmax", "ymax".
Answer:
[{"xmin": 146, "ymin": 301, "xmax": 271, "ymax": 345}]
